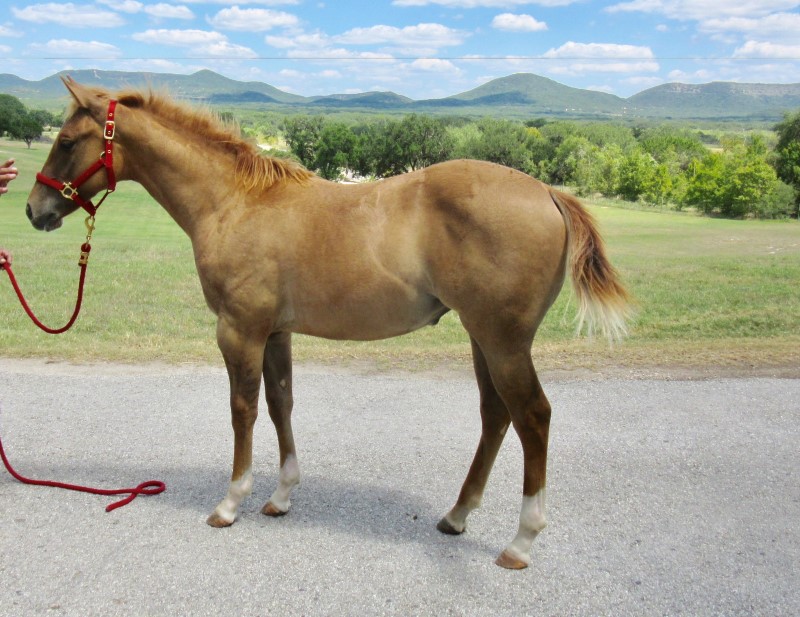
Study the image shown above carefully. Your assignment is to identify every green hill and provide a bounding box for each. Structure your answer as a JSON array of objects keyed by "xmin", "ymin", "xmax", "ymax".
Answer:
[
  {"xmin": 627, "ymin": 81, "xmax": 800, "ymax": 119},
  {"xmin": 437, "ymin": 72, "xmax": 626, "ymax": 116}
]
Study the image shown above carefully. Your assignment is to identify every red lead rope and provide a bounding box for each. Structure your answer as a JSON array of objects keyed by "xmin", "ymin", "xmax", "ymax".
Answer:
[
  {"xmin": 1, "ymin": 254, "xmax": 168, "ymax": 511},
  {"xmin": 0, "ymin": 409, "xmax": 166, "ymax": 512},
  {"xmin": 1, "ymin": 248, "xmax": 89, "ymax": 334}
]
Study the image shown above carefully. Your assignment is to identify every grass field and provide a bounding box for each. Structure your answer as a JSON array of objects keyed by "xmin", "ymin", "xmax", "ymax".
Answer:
[{"xmin": 2, "ymin": 139, "xmax": 799, "ymax": 375}]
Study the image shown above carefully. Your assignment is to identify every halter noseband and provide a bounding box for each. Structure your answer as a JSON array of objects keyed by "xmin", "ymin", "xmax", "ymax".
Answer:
[{"xmin": 36, "ymin": 99, "xmax": 118, "ymax": 217}]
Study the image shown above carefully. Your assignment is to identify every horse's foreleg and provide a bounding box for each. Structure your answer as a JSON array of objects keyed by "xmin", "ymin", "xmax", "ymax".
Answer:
[
  {"xmin": 206, "ymin": 317, "xmax": 266, "ymax": 528},
  {"xmin": 438, "ymin": 337, "xmax": 511, "ymax": 535},
  {"xmin": 260, "ymin": 331, "xmax": 300, "ymax": 517}
]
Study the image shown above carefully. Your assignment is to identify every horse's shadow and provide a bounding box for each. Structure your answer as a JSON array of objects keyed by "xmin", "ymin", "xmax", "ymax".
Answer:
[{"xmin": 2, "ymin": 459, "xmax": 502, "ymax": 558}]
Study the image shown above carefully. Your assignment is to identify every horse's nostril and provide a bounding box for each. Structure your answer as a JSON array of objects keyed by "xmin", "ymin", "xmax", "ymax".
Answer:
[{"xmin": 26, "ymin": 204, "xmax": 33, "ymax": 221}]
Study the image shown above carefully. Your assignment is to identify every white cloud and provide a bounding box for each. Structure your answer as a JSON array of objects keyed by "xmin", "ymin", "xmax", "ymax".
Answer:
[
  {"xmin": 183, "ymin": 0, "xmax": 299, "ymax": 3},
  {"xmin": 606, "ymin": 0, "xmax": 799, "ymax": 21},
  {"xmin": 200, "ymin": 40, "xmax": 259, "ymax": 58},
  {"xmin": 543, "ymin": 41, "xmax": 659, "ymax": 74},
  {"xmin": 544, "ymin": 41, "xmax": 656, "ymax": 59},
  {"xmin": 132, "ymin": 29, "xmax": 227, "ymax": 46},
  {"xmin": 411, "ymin": 58, "xmax": 460, "ymax": 72},
  {"xmin": 700, "ymin": 12, "xmax": 800, "ymax": 40},
  {"xmin": 285, "ymin": 47, "xmax": 396, "ymax": 60},
  {"xmin": 733, "ymin": 40, "xmax": 800, "ymax": 58},
  {"xmin": 28, "ymin": 39, "xmax": 122, "ymax": 57},
  {"xmin": 622, "ymin": 75, "xmax": 664, "ymax": 88},
  {"xmin": 144, "ymin": 4, "xmax": 194, "ymax": 19},
  {"xmin": 336, "ymin": 23, "xmax": 466, "ymax": 48},
  {"xmin": 0, "ymin": 44, "xmax": 12, "ymax": 53},
  {"xmin": 0, "ymin": 24, "xmax": 24, "ymax": 37},
  {"xmin": 491, "ymin": 13, "xmax": 548, "ymax": 32},
  {"xmin": 96, "ymin": 0, "xmax": 143, "ymax": 13},
  {"xmin": 393, "ymin": 0, "xmax": 575, "ymax": 7},
  {"xmin": 12, "ymin": 3, "xmax": 126, "ymax": 27},
  {"xmin": 208, "ymin": 7, "xmax": 299, "ymax": 31},
  {"xmin": 266, "ymin": 22, "xmax": 465, "ymax": 59},
  {"xmin": 667, "ymin": 68, "xmax": 713, "ymax": 81},
  {"xmin": 266, "ymin": 31, "xmax": 331, "ymax": 49}
]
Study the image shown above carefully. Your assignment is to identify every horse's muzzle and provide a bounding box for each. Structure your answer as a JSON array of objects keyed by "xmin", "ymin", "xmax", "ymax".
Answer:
[{"xmin": 27, "ymin": 204, "xmax": 63, "ymax": 232}]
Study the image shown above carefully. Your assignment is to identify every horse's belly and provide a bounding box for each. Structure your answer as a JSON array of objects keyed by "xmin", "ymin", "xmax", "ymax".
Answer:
[{"xmin": 290, "ymin": 292, "xmax": 449, "ymax": 341}]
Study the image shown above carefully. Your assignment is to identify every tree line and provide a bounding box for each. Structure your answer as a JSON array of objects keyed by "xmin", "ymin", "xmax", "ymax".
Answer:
[{"xmin": 279, "ymin": 113, "xmax": 800, "ymax": 219}]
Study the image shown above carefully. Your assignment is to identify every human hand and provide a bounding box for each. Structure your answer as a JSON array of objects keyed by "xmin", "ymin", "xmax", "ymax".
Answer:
[{"xmin": 0, "ymin": 158, "xmax": 18, "ymax": 195}]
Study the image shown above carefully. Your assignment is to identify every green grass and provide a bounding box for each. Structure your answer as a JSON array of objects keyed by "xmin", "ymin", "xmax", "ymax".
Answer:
[{"xmin": 2, "ymin": 139, "xmax": 799, "ymax": 372}]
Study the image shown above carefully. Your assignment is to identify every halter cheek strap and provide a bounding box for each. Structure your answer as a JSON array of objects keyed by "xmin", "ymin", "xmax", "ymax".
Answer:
[{"xmin": 36, "ymin": 99, "xmax": 118, "ymax": 217}]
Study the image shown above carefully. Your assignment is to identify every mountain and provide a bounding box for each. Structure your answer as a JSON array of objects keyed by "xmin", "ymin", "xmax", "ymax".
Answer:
[
  {"xmin": 627, "ymin": 81, "xmax": 800, "ymax": 119},
  {"xmin": 3, "ymin": 69, "xmax": 800, "ymax": 121},
  {"xmin": 0, "ymin": 69, "xmax": 307, "ymax": 105},
  {"xmin": 431, "ymin": 72, "xmax": 626, "ymax": 115},
  {"xmin": 308, "ymin": 91, "xmax": 414, "ymax": 108}
]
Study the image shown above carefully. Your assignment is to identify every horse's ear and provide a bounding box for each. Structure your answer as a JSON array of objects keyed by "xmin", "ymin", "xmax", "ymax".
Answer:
[{"xmin": 61, "ymin": 75, "xmax": 109, "ymax": 118}]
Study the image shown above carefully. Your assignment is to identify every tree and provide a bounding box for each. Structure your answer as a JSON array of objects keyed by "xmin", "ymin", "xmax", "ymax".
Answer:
[
  {"xmin": 8, "ymin": 111, "xmax": 44, "ymax": 148},
  {"xmin": 0, "ymin": 94, "xmax": 27, "ymax": 135},
  {"xmin": 774, "ymin": 109, "xmax": 800, "ymax": 217},
  {"xmin": 455, "ymin": 118, "xmax": 533, "ymax": 174},
  {"xmin": 617, "ymin": 148, "xmax": 658, "ymax": 202},
  {"xmin": 683, "ymin": 137, "xmax": 792, "ymax": 218},
  {"xmin": 314, "ymin": 122, "xmax": 357, "ymax": 180},
  {"xmin": 356, "ymin": 115, "xmax": 454, "ymax": 178},
  {"xmin": 397, "ymin": 114, "xmax": 453, "ymax": 172},
  {"xmin": 28, "ymin": 108, "xmax": 61, "ymax": 130},
  {"xmin": 282, "ymin": 115, "xmax": 324, "ymax": 169}
]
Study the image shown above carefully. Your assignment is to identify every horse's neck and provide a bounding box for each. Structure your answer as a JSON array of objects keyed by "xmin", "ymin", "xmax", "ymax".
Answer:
[{"xmin": 121, "ymin": 111, "xmax": 235, "ymax": 238}]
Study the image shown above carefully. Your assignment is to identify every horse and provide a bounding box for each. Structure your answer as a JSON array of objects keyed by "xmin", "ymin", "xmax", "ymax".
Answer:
[{"xmin": 24, "ymin": 77, "xmax": 630, "ymax": 569}]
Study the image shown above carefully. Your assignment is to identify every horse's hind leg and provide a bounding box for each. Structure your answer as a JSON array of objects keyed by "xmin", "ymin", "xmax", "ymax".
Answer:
[
  {"xmin": 438, "ymin": 337, "xmax": 511, "ymax": 535},
  {"xmin": 261, "ymin": 331, "xmax": 301, "ymax": 516},
  {"xmin": 483, "ymin": 345, "xmax": 552, "ymax": 570}
]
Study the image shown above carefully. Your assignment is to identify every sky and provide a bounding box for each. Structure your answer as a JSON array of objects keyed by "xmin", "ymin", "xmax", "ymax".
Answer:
[{"xmin": 2, "ymin": 0, "xmax": 800, "ymax": 100}]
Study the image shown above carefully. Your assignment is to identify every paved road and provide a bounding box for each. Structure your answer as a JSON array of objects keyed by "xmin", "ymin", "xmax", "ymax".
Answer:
[{"xmin": 1, "ymin": 359, "xmax": 798, "ymax": 616}]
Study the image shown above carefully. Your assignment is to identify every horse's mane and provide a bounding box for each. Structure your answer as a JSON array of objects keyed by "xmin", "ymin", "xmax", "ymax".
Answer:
[{"xmin": 72, "ymin": 87, "xmax": 314, "ymax": 192}]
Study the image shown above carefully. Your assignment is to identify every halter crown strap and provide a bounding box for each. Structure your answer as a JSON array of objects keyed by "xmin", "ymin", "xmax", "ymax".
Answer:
[{"xmin": 35, "ymin": 99, "xmax": 118, "ymax": 217}]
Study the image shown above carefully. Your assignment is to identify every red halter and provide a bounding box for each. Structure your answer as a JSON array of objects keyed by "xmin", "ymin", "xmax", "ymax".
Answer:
[{"xmin": 36, "ymin": 99, "xmax": 118, "ymax": 217}]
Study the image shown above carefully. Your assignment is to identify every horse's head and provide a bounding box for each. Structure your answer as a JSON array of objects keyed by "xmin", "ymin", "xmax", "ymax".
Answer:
[{"xmin": 26, "ymin": 77, "xmax": 120, "ymax": 231}]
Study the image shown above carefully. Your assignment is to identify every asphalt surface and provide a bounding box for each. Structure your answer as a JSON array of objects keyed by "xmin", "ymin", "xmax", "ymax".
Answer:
[{"xmin": 0, "ymin": 359, "xmax": 798, "ymax": 616}]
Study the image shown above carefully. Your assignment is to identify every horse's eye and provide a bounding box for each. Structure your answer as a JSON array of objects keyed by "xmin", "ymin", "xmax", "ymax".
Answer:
[{"xmin": 59, "ymin": 139, "xmax": 76, "ymax": 152}]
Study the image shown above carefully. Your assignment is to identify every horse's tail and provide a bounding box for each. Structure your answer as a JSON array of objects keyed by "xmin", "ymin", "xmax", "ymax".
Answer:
[{"xmin": 549, "ymin": 188, "xmax": 631, "ymax": 342}]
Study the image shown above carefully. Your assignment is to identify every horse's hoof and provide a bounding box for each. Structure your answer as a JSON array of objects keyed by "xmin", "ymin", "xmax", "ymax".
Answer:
[
  {"xmin": 261, "ymin": 501, "xmax": 289, "ymax": 517},
  {"xmin": 436, "ymin": 516, "xmax": 465, "ymax": 535},
  {"xmin": 206, "ymin": 512, "xmax": 235, "ymax": 528},
  {"xmin": 495, "ymin": 549, "xmax": 529, "ymax": 570}
]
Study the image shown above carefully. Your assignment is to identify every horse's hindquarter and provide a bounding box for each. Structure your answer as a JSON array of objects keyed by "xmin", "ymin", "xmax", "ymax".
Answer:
[{"xmin": 419, "ymin": 161, "xmax": 568, "ymax": 333}]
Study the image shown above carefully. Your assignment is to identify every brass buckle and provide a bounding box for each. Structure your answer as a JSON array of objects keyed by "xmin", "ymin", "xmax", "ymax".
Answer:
[
  {"xmin": 104, "ymin": 120, "xmax": 116, "ymax": 140},
  {"xmin": 60, "ymin": 182, "xmax": 78, "ymax": 200}
]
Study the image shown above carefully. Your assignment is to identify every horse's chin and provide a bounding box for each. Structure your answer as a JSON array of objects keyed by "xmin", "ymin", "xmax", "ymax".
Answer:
[
  {"xmin": 44, "ymin": 218, "xmax": 64, "ymax": 232},
  {"xmin": 31, "ymin": 213, "xmax": 64, "ymax": 232}
]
